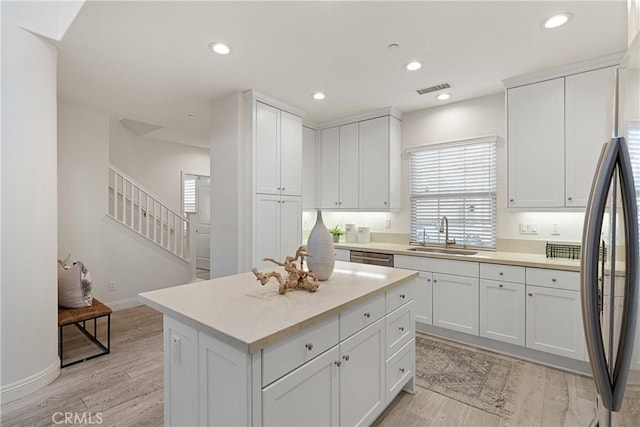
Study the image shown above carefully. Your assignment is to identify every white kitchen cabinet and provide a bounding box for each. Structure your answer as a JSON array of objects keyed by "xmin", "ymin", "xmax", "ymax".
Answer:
[
  {"xmin": 256, "ymin": 102, "xmax": 302, "ymax": 197},
  {"xmin": 358, "ymin": 116, "xmax": 401, "ymax": 210},
  {"xmin": 507, "ymin": 78, "xmax": 565, "ymax": 208},
  {"xmin": 262, "ymin": 346, "xmax": 340, "ymax": 427},
  {"xmin": 526, "ymin": 284, "xmax": 585, "ymax": 360},
  {"xmin": 339, "ymin": 319, "xmax": 386, "ymax": 427},
  {"xmin": 479, "ymin": 279, "xmax": 525, "ymax": 346},
  {"xmin": 413, "ymin": 272, "xmax": 433, "ymax": 325},
  {"xmin": 432, "ymin": 273, "xmax": 479, "ymax": 335},
  {"xmin": 334, "ymin": 248, "xmax": 351, "ymax": 262},
  {"xmin": 255, "ymin": 194, "xmax": 301, "ymax": 269},
  {"xmin": 302, "ymin": 126, "xmax": 317, "ymax": 209},
  {"xmin": 565, "ymin": 66, "xmax": 616, "ymax": 207},
  {"xmin": 320, "ymin": 124, "xmax": 358, "ymax": 209}
]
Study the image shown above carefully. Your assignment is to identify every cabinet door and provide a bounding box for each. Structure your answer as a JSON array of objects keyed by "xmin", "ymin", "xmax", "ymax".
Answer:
[
  {"xmin": 479, "ymin": 279, "xmax": 525, "ymax": 346},
  {"xmin": 339, "ymin": 319, "xmax": 385, "ymax": 427},
  {"xmin": 320, "ymin": 127, "xmax": 340, "ymax": 209},
  {"xmin": 280, "ymin": 196, "xmax": 302, "ymax": 259},
  {"xmin": 414, "ymin": 272, "xmax": 433, "ymax": 325},
  {"xmin": 262, "ymin": 346, "xmax": 339, "ymax": 427},
  {"xmin": 280, "ymin": 111, "xmax": 303, "ymax": 196},
  {"xmin": 302, "ymin": 127, "xmax": 317, "ymax": 209},
  {"xmin": 255, "ymin": 194, "xmax": 280, "ymax": 269},
  {"xmin": 565, "ymin": 66, "xmax": 615, "ymax": 207},
  {"xmin": 359, "ymin": 116, "xmax": 389, "ymax": 209},
  {"xmin": 432, "ymin": 273, "xmax": 479, "ymax": 335},
  {"xmin": 339, "ymin": 123, "xmax": 359, "ymax": 209},
  {"xmin": 526, "ymin": 285, "xmax": 585, "ymax": 360},
  {"xmin": 507, "ymin": 78, "xmax": 565, "ymax": 207},
  {"xmin": 256, "ymin": 102, "xmax": 281, "ymax": 195}
]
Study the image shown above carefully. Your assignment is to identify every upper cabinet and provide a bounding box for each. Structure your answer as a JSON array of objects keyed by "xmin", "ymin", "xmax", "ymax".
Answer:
[
  {"xmin": 316, "ymin": 108, "xmax": 402, "ymax": 211},
  {"xmin": 302, "ymin": 126, "xmax": 317, "ymax": 209},
  {"xmin": 256, "ymin": 101, "xmax": 302, "ymax": 197},
  {"xmin": 505, "ymin": 60, "xmax": 618, "ymax": 208}
]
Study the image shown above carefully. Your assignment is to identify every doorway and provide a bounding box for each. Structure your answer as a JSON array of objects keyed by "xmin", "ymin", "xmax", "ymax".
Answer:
[{"xmin": 183, "ymin": 173, "xmax": 210, "ymax": 280}]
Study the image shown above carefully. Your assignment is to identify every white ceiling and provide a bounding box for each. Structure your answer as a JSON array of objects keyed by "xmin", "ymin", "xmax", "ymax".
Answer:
[{"xmin": 56, "ymin": 1, "xmax": 628, "ymax": 148}]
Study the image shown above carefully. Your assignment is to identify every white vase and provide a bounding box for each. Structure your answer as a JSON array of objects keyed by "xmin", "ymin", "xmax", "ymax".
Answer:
[{"xmin": 306, "ymin": 210, "xmax": 335, "ymax": 281}]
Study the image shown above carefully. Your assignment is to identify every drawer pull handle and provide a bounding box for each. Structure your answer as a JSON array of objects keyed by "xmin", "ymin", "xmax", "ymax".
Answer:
[
  {"xmin": 364, "ymin": 312, "xmax": 371, "ymax": 318},
  {"xmin": 399, "ymin": 368, "xmax": 405, "ymax": 373},
  {"xmin": 399, "ymin": 326, "xmax": 405, "ymax": 332},
  {"xmin": 499, "ymin": 284, "xmax": 503, "ymax": 288},
  {"xmin": 551, "ymin": 278, "xmax": 557, "ymax": 282},
  {"xmin": 528, "ymin": 293, "xmax": 533, "ymax": 297},
  {"xmin": 335, "ymin": 360, "xmax": 342, "ymax": 367},
  {"xmin": 400, "ymin": 294, "xmax": 406, "ymax": 299},
  {"xmin": 433, "ymin": 279, "xmax": 437, "ymax": 283},
  {"xmin": 427, "ymin": 278, "xmax": 431, "ymax": 282},
  {"xmin": 305, "ymin": 343, "xmax": 314, "ymax": 351},
  {"xmin": 499, "ymin": 272, "xmax": 504, "ymax": 276},
  {"xmin": 343, "ymin": 355, "xmax": 350, "ymax": 361}
]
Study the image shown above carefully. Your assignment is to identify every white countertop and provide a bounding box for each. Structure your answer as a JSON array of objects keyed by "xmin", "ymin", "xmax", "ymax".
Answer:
[
  {"xmin": 335, "ymin": 242, "xmax": 583, "ymax": 272},
  {"xmin": 138, "ymin": 261, "xmax": 418, "ymax": 353}
]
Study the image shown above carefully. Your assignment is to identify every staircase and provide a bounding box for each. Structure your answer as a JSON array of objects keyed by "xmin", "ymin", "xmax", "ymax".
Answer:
[{"xmin": 108, "ymin": 164, "xmax": 190, "ymax": 262}]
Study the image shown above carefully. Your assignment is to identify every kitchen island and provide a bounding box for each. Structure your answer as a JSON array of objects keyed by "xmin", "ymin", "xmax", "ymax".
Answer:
[{"xmin": 139, "ymin": 261, "xmax": 418, "ymax": 426}]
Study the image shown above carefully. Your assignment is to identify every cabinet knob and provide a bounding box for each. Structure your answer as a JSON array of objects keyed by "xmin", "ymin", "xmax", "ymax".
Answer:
[
  {"xmin": 384, "ymin": 201, "xmax": 388, "ymax": 205},
  {"xmin": 510, "ymin": 198, "xmax": 514, "ymax": 202},
  {"xmin": 363, "ymin": 312, "xmax": 371, "ymax": 318},
  {"xmin": 427, "ymin": 278, "xmax": 431, "ymax": 282},
  {"xmin": 499, "ymin": 272, "xmax": 504, "ymax": 276},
  {"xmin": 551, "ymin": 278, "xmax": 557, "ymax": 282},
  {"xmin": 399, "ymin": 326, "xmax": 405, "ymax": 332},
  {"xmin": 528, "ymin": 293, "xmax": 533, "ymax": 297},
  {"xmin": 282, "ymin": 187, "xmax": 285, "ymax": 191},
  {"xmin": 305, "ymin": 343, "xmax": 314, "ymax": 351},
  {"xmin": 499, "ymin": 284, "xmax": 503, "ymax": 288},
  {"xmin": 399, "ymin": 368, "xmax": 405, "ymax": 373},
  {"xmin": 339, "ymin": 201, "xmax": 342, "ymax": 205},
  {"xmin": 399, "ymin": 294, "xmax": 406, "ymax": 299},
  {"xmin": 277, "ymin": 187, "xmax": 281, "ymax": 190},
  {"xmin": 342, "ymin": 355, "xmax": 350, "ymax": 361},
  {"xmin": 335, "ymin": 360, "xmax": 342, "ymax": 367},
  {"xmin": 568, "ymin": 196, "xmax": 573, "ymax": 201}
]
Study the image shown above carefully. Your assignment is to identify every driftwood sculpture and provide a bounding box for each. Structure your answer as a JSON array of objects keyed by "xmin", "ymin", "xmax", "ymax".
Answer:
[{"xmin": 252, "ymin": 246, "xmax": 320, "ymax": 294}]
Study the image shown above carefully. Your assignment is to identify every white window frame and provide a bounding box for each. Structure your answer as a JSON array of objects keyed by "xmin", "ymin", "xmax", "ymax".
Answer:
[{"xmin": 408, "ymin": 136, "xmax": 497, "ymax": 249}]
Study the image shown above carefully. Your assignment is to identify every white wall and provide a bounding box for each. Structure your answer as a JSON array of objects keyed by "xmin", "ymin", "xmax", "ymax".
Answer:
[
  {"xmin": 58, "ymin": 102, "xmax": 193, "ymax": 308},
  {"xmin": 308, "ymin": 93, "xmax": 587, "ymax": 247},
  {"xmin": 109, "ymin": 118, "xmax": 210, "ymax": 211},
  {"xmin": 1, "ymin": 17, "xmax": 60, "ymax": 402}
]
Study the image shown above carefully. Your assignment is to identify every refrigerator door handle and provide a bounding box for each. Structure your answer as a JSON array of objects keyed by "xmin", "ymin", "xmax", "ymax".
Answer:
[
  {"xmin": 611, "ymin": 137, "xmax": 639, "ymax": 410},
  {"xmin": 581, "ymin": 139, "xmax": 618, "ymax": 409}
]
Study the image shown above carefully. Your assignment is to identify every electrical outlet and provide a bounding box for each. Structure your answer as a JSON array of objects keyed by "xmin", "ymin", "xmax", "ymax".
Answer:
[
  {"xmin": 519, "ymin": 222, "xmax": 538, "ymax": 235},
  {"xmin": 108, "ymin": 281, "xmax": 116, "ymax": 291},
  {"xmin": 385, "ymin": 219, "xmax": 391, "ymax": 229},
  {"xmin": 552, "ymin": 223, "xmax": 560, "ymax": 235},
  {"xmin": 171, "ymin": 335, "xmax": 181, "ymax": 364}
]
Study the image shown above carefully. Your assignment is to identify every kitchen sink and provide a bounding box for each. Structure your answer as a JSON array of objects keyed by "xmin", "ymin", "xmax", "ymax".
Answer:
[{"xmin": 406, "ymin": 247, "xmax": 478, "ymax": 256}]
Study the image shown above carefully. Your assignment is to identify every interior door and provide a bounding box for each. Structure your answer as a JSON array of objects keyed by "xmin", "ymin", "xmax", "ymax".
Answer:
[{"xmin": 196, "ymin": 177, "xmax": 211, "ymax": 270}]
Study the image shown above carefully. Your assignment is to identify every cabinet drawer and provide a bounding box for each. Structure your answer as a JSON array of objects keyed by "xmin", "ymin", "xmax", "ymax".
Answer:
[
  {"xmin": 526, "ymin": 268, "xmax": 579, "ymax": 291},
  {"xmin": 386, "ymin": 280, "xmax": 415, "ymax": 313},
  {"xmin": 262, "ymin": 315, "xmax": 339, "ymax": 386},
  {"xmin": 385, "ymin": 338, "xmax": 415, "ymax": 405},
  {"xmin": 340, "ymin": 293, "xmax": 385, "ymax": 340},
  {"xmin": 480, "ymin": 263, "xmax": 525, "ymax": 283},
  {"xmin": 386, "ymin": 301, "xmax": 414, "ymax": 357},
  {"xmin": 334, "ymin": 248, "xmax": 351, "ymax": 262}
]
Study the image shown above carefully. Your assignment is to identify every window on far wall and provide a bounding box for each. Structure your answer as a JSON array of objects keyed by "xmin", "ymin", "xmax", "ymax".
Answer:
[
  {"xmin": 409, "ymin": 136, "xmax": 497, "ymax": 249},
  {"xmin": 183, "ymin": 177, "xmax": 197, "ymax": 213}
]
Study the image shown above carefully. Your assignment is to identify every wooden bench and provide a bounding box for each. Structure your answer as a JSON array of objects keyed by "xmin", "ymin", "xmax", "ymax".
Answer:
[{"xmin": 58, "ymin": 299, "xmax": 112, "ymax": 368}]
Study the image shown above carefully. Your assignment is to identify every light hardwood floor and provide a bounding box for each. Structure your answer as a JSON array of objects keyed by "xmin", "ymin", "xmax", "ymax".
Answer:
[{"xmin": 1, "ymin": 305, "xmax": 596, "ymax": 426}]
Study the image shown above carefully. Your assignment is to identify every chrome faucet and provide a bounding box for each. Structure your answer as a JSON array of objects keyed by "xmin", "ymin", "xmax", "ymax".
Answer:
[{"xmin": 439, "ymin": 216, "xmax": 456, "ymax": 248}]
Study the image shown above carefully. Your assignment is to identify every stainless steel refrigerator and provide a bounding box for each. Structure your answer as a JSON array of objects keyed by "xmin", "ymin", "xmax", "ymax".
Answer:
[{"xmin": 581, "ymin": 34, "xmax": 640, "ymax": 427}]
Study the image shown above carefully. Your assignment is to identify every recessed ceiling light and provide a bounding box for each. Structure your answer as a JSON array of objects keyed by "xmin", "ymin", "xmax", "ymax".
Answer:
[
  {"xmin": 543, "ymin": 13, "xmax": 573, "ymax": 29},
  {"xmin": 209, "ymin": 42, "xmax": 230, "ymax": 55},
  {"xmin": 436, "ymin": 93, "xmax": 451, "ymax": 101},
  {"xmin": 405, "ymin": 61, "xmax": 423, "ymax": 71},
  {"xmin": 312, "ymin": 92, "xmax": 326, "ymax": 100},
  {"xmin": 387, "ymin": 43, "xmax": 400, "ymax": 50}
]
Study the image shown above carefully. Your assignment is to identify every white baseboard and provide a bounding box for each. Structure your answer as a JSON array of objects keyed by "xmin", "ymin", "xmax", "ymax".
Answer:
[
  {"xmin": 1, "ymin": 359, "xmax": 60, "ymax": 404},
  {"xmin": 105, "ymin": 297, "xmax": 142, "ymax": 311}
]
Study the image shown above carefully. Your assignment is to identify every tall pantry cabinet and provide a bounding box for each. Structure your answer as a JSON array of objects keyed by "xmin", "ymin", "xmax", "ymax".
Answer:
[{"xmin": 253, "ymin": 99, "xmax": 304, "ymax": 269}]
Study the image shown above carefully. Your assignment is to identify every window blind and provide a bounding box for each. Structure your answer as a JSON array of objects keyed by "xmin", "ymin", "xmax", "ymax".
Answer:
[
  {"xmin": 183, "ymin": 178, "xmax": 197, "ymax": 213},
  {"xmin": 409, "ymin": 137, "xmax": 497, "ymax": 249}
]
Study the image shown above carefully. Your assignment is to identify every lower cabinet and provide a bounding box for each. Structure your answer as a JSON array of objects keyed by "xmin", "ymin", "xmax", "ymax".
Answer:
[
  {"xmin": 414, "ymin": 272, "xmax": 433, "ymax": 325},
  {"xmin": 479, "ymin": 279, "xmax": 525, "ymax": 346},
  {"xmin": 525, "ymin": 284, "xmax": 585, "ymax": 360},
  {"xmin": 432, "ymin": 273, "xmax": 479, "ymax": 335}
]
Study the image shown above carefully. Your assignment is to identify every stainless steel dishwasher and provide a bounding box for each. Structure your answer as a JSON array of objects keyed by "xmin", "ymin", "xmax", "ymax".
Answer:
[{"xmin": 349, "ymin": 250, "xmax": 394, "ymax": 267}]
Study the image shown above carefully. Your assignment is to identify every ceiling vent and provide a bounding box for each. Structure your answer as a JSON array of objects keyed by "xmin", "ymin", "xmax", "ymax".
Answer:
[
  {"xmin": 416, "ymin": 82, "xmax": 451, "ymax": 95},
  {"xmin": 119, "ymin": 118, "xmax": 162, "ymax": 136}
]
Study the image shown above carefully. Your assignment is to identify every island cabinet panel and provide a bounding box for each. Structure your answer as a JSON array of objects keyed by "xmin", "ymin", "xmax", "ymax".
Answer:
[
  {"xmin": 262, "ymin": 315, "xmax": 339, "ymax": 387},
  {"xmin": 339, "ymin": 319, "xmax": 386, "ymax": 427},
  {"xmin": 199, "ymin": 332, "xmax": 251, "ymax": 426},
  {"xmin": 432, "ymin": 273, "xmax": 479, "ymax": 335},
  {"xmin": 414, "ymin": 272, "xmax": 433, "ymax": 325},
  {"xmin": 262, "ymin": 346, "xmax": 340, "ymax": 427},
  {"xmin": 339, "ymin": 293, "xmax": 385, "ymax": 340},
  {"xmin": 386, "ymin": 280, "xmax": 415, "ymax": 313},
  {"xmin": 385, "ymin": 338, "xmax": 415, "ymax": 406},
  {"xmin": 386, "ymin": 301, "xmax": 414, "ymax": 358}
]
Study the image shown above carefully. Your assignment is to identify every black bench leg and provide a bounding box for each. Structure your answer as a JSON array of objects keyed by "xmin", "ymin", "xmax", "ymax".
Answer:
[{"xmin": 59, "ymin": 325, "xmax": 64, "ymax": 367}]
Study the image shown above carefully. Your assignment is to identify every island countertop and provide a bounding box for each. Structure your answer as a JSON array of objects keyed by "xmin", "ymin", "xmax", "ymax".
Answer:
[{"xmin": 138, "ymin": 261, "xmax": 418, "ymax": 353}]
